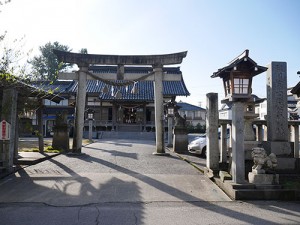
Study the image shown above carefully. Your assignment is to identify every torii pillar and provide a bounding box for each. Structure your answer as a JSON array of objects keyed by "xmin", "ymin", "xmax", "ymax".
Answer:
[
  {"xmin": 153, "ymin": 64, "xmax": 167, "ymax": 155},
  {"xmin": 73, "ymin": 64, "xmax": 88, "ymax": 153}
]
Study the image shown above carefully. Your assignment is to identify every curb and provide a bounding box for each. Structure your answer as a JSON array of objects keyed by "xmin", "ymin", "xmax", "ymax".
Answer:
[{"xmin": 166, "ymin": 147, "xmax": 205, "ymax": 174}]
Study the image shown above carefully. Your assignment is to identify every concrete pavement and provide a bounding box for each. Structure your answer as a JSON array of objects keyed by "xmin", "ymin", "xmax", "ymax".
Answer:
[
  {"xmin": 0, "ymin": 138, "xmax": 299, "ymax": 224},
  {"xmin": 0, "ymin": 138, "xmax": 230, "ymax": 206}
]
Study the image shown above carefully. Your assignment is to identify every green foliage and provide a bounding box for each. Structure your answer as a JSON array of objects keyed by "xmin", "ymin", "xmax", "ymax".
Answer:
[
  {"xmin": 187, "ymin": 123, "xmax": 206, "ymax": 133},
  {"xmin": 29, "ymin": 41, "xmax": 73, "ymax": 81},
  {"xmin": 283, "ymin": 181, "xmax": 300, "ymax": 190},
  {"xmin": 79, "ymin": 48, "xmax": 88, "ymax": 54},
  {"xmin": 46, "ymin": 145, "xmax": 54, "ymax": 150}
]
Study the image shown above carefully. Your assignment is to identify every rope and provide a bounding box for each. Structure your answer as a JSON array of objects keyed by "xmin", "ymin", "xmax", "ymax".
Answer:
[{"xmin": 86, "ymin": 70, "xmax": 155, "ymax": 87}]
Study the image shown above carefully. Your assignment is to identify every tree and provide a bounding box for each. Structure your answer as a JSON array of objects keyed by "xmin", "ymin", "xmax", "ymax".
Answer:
[
  {"xmin": 79, "ymin": 48, "xmax": 88, "ymax": 54},
  {"xmin": 0, "ymin": 31, "xmax": 30, "ymax": 80},
  {"xmin": 30, "ymin": 41, "xmax": 73, "ymax": 81},
  {"xmin": 0, "ymin": 0, "xmax": 11, "ymax": 13}
]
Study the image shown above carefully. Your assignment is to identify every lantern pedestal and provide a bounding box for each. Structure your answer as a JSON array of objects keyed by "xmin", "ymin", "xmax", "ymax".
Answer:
[{"xmin": 173, "ymin": 126, "xmax": 188, "ymax": 153}]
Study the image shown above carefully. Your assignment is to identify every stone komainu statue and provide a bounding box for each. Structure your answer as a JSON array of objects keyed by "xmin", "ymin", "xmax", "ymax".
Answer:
[
  {"xmin": 174, "ymin": 111, "xmax": 186, "ymax": 127},
  {"xmin": 251, "ymin": 147, "xmax": 277, "ymax": 174}
]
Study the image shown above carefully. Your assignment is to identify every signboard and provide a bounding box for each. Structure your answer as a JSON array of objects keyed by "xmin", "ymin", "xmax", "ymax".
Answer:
[{"xmin": 0, "ymin": 120, "xmax": 10, "ymax": 140}]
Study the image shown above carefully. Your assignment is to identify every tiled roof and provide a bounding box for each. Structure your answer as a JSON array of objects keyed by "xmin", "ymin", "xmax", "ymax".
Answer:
[
  {"xmin": 97, "ymin": 80, "xmax": 190, "ymax": 101},
  {"xmin": 31, "ymin": 80, "xmax": 75, "ymax": 94},
  {"xmin": 32, "ymin": 79, "xmax": 190, "ymax": 101},
  {"xmin": 0, "ymin": 78, "xmax": 63, "ymax": 103},
  {"xmin": 89, "ymin": 66, "xmax": 182, "ymax": 74},
  {"xmin": 177, "ymin": 102, "xmax": 205, "ymax": 111}
]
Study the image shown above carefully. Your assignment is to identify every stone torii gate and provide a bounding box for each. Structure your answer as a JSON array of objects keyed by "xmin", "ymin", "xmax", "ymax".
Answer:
[{"xmin": 53, "ymin": 50, "xmax": 187, "ymax": 154}]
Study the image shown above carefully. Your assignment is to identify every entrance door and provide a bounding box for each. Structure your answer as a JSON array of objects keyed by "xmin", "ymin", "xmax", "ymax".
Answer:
[{"xmin": 123, "ymin": 108, "xmax": 137, "ymax": 123}]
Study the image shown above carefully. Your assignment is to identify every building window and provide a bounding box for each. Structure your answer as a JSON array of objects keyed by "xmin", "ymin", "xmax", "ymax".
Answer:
[{"xmin": 44, "ymin": 99, "xmax": 68, "ymax": 106}]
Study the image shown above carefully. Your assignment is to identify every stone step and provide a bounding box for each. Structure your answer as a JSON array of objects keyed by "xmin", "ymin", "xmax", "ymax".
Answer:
[
  {"xmin": 100, "ymin": 131, "xmax": 156, "ymax": 140},
  {"xmin": 213, "ymin": 177, "xmax": 299, "ymax": 200}
]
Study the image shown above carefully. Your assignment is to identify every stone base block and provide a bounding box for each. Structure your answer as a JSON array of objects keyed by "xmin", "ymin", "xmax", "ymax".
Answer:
[
  {"xmin": 173, "ymin": 134, "xmax": 188, "ymax": 153},
  {"xmin": 219, "ymin": 171, "xmax": 232, "ymax": 182},
  {"xmin": 276, "ymin": 158, "xmax": 297, "ymax": 171},
  {"xmin": 248, "ymin": 172, "xmax": 279, "ymax": 185},
  {"xmin": 255, "ymin": 184, "xmax": 282, "ymax": 190}
]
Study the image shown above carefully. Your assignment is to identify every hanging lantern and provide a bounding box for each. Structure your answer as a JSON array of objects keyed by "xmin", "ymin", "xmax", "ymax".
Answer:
[{"xmin": 111, "ymin": 86, "xmax": 114, "ymax": 96}]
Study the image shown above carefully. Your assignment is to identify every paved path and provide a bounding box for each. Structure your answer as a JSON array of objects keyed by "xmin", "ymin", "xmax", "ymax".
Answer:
[
  {"xmin": 0, "ymin": 139, "xmax": 229, "ymax": 206},
  {"xmin": 0, "ymin": 139, "xmax": 300, "ymax": 225}
]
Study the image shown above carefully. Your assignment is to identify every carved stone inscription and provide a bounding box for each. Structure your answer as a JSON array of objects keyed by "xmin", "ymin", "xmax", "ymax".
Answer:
[{"xmin": 267, "ymin": 62, "xmax": 288, "ymax": 141}]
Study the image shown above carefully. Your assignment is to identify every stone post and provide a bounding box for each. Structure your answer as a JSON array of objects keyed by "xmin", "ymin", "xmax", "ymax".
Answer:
[
  {"xmin": 231, "ymin": 101, "xmax": 245, "ymax": 184},
  {"xmin": 206, "ymin": 93, "xmax": 219, "ymax": 175},
  {"xmin": 37, "ymin": 98, "xmax": 44, "ymax": 153},
  {"xmin": 143, "ymin": 104, "xmax": 147, "ymax": 132},
  {"xmin": 73, "ymin": 66, "xmax": 88, "ymax": 153},
  {"xmin": 112, "ymin": 104, "xmax": 116, "ymax": 131},
  {"xmin": 266, "ymin": 62, "xmax": 291, "ymax": 155},
  {"xmin": 167, "ymin": 116, "xmax": 173, "ymax": 147},
  {"xmin": 1, "ymin": 88, "xmax": 18, "ymax": 172},
  {"xmin": 153, "ymin": 64, "xmax": 166, "ymax": 155},
  {"xmin": 220, "ymin": 123, "xmax": 227, "ymax": 163},
  {"xmin": 255, "ymin": 123, "xmax": 263, "ymax": 142},
  {"xmin": 292, "ymin": 124, "xmax": 299, "ymax": 158},
  {"xmin": 88, "ymin": 119, "xmax": 93, "ymax": 142}
]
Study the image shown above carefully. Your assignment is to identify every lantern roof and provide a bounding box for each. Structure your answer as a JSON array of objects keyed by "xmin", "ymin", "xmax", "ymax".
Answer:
[{"xmin": 211, "ymin": 49, "xmax": 267, "ymax": 79}]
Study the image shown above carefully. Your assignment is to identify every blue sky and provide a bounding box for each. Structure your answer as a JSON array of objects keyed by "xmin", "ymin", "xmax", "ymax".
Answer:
[{"xmin": 1, "ymin": 0, "xmax": 300, "ymax": 107}]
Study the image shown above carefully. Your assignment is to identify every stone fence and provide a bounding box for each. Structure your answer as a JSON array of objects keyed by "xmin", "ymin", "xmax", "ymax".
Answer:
[{"xmin": 218, "ymin": 119, "xmax": 300, "ymax": 159}]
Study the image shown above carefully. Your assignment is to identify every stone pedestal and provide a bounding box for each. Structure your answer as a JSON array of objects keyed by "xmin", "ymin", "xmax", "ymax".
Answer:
[
  {"xmin": 167, "ymin": 116, "xmax": 173, "ymax": 147},
  {"xmin": 232, "ymin": 101, "xmax": 246, "ymax": 184},
  {"xmin": 52, "ymin": 125, "xmax": 69, "ymax": 152},
  {"xmin": 173, "ymin": 127, "xmax": 188, "ymax": 153},
  {"xmin": 248, "ymin": 172, "xmax": 279, "ymax": 185},
  {"xmin": 52, "ymin": 111, "xmax": 70, "ymax": 152}
]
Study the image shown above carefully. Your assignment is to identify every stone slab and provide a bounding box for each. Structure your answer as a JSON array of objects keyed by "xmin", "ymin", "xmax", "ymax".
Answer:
[
  {"xmin": 262, "ymin": 141, "xmax": 292, "ymax": 156},
  {"xmin": 248, "ymin": 172, "xmax": 279, "ymax": 185},
  {"xmin": 219, "ymin": 170, "xmax": 232, "ymax": 182},
  {"xmin": 266, "ymin": 62, "xmax": 289, "ymax": 142},
  {"xmin": 276, "ymin": 157, "xmax": 297, "ymax": 170}
]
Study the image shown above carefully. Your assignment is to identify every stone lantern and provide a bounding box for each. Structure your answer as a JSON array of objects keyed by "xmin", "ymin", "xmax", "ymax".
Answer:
[
  {"xmin": 86, "ymin": 109, "xmax": 95, "ymax": 142},
  {"xmin": 165, "ymin": 100, "xmax": 176, "ymax": 147},
  {"xmin": 211, "ymin": 49, "xmax": 267, "ymax": 184},
  {"xmin": 212, "ymin": 50, "xmax": 267, "ymax": 102}
]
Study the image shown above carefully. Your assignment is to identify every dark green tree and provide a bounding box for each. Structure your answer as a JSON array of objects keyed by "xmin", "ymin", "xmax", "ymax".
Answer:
[
  {"xmin": 30, "ymin": 41, "xmax": 73, "ymax": 81},
  {"xmin": 79, "ymin": 48, "xmax": 88, "ymax": 54}
]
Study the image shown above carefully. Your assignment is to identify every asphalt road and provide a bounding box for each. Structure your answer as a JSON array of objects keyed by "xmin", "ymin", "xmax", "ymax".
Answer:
[{"xmin": 0, "ymin": 138, "xmax": 299, "ymax": 225}]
